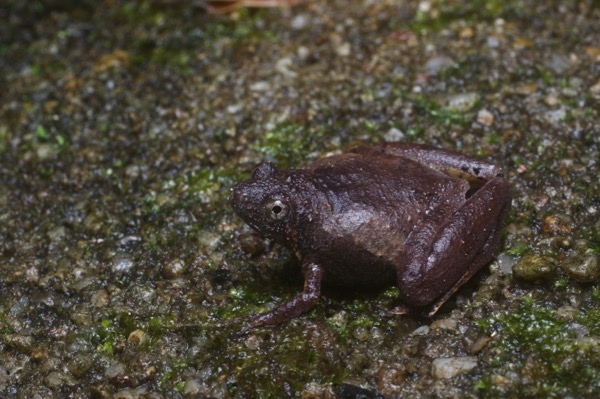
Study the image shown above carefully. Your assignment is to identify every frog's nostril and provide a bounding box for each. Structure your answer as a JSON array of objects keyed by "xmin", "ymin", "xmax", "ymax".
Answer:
[
  {"xmin": 231, "ymin": 189, "xmax": 249, "ymax": 206},
  {"xmin": 231, "ymin": 188, "xmax": 243, "ymax": 205}
]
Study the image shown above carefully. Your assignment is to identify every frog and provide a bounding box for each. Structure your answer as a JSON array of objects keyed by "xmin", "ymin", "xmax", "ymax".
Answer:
[{"xmin": 230, "ymin": 142, "xmax": 511, "ymax": 328}]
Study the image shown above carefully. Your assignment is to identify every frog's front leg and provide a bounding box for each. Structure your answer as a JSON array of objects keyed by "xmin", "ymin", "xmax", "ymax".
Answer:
[
  {"xmin": 241, "ymin": 262, "xmax": 323, "ymax": 329},
  {"xmin": 396, "ymin": 176, "xmax": 510, "ymax": 312}
]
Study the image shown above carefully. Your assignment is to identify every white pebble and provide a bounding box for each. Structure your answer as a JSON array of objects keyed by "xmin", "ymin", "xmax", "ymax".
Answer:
[{"xmin": 432, "ymin": 356, "xmax": 478, "ymax": 379}]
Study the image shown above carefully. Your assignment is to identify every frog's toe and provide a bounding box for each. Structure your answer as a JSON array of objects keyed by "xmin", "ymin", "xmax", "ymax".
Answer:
[{"xmin": 383, "ymin": 304, "xmax": 411, "ymax": 317}]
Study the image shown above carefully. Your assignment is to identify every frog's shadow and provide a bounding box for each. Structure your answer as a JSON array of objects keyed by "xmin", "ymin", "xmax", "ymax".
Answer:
[{"xmin": 266, "ymin": 256, "xmax": 491, "ymax": 321}]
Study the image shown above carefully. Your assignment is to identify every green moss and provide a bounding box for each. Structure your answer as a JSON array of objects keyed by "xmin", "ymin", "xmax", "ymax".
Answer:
[
  {"xmin": 119, "ymin": 1, "xmax": 276, "ymax": 73},
  {"xmin": 535, "ymin": 64, "xmax": 554, "ymax": 84},
  {"xmin": 485, "ymin": 133, "xmax": 501, "ymax": 145},
  {"xmin": 90, "ymin": 312, "xmax": 139, "ymax": 355},
  {"xmin": 364, "ymin": 120, "xmax": 380, "ymax": 132},
  {"xmin": 207, "ymin": 284, "xmax": 397, "ymax": 396},
  {"xmin": 35, "ymin": 125, "xmax": 69, "ymax": 152},
  {"xmin": 406, "ymin": 0, "xmax": 525, "ymax": 34},
  {"xmin": 553, "ymin": 278, "xmax": 569, "ymax": 289},
  {"xmin": 36, "ymin": 125, "xmax": 48, "ymax": 141},
  {"xmin": 92, "ymin": 319, "xmax": 120, "ymax": 355},
  {"xmin": 0, "ymin": 128, "xmax": 10, "ymax": 153},
  {"xmin": 200, "ymin": 7, "xmax": 277, "ymax": 43},
  {"xmin": 414, "ymin": 96, "xmax": 468, "ymax": 127},
  {"xmin": 213, "ymin": 327, "xmax": 345, "ymax": 397},
  {"xmin": 132, "ymin": 44, "xmax": 193, "ymax": 74},
  {"xmin": 220, "ymin": 257, "xmax": 300, "ymax": 320},
  {"xmin": 142, "ymin": 193, "xmax": 160, "ymax": 215},
  {"xmin": 506, "ymin": 244, "xmax": 528, "ymax": 257},
  {"xmin": 0, "ymin": 308, "xmax": 15, "ymax": 335},
  {"xmin": 593, "ymin": 287, "xmax": 600, "ymax": 302},
  {"xmin": 160, "ymin": 358, "xmax": 190, "ymax": 389},
  {"xmin": 589, "ymin": 225, "xmax": 600, "ymax": 255},
  {"xmin": 253, "ymin": 124, "xmax": 328, "ymax": 168},
  {"xmin": 477, "ymin": 295, "xmax": 600, "ymax": 397},
  {"xmin": 405, "ymin": 125, "xmax": 425, "ymax": 139},
  {"xmin": 142, "ymin": 165, "xmax": 241, "ymax": 244},
  {"xmin": 184, "ymin": 166, "xmax": 241, "ymax": 195}
]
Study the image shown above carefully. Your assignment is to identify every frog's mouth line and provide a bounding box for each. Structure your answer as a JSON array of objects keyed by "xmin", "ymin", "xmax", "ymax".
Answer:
[{"xmin": 246, "ymin": 221, "xmax": 261, "ymax": 232}]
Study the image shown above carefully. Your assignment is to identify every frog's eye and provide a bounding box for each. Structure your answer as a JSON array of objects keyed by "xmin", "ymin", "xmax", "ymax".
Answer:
[{"xmin": 267, "ymin": 199, "xmax": 290, "ymax": 221}]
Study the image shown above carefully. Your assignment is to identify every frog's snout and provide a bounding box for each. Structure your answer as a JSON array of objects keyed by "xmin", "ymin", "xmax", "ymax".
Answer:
[
  {"xmin": 230, "ymin": 183, "xmax": 242, "ymax": 208},
  {"xmin": 230, "ymin": 182, "xmax": 252, "ymax": 214}
]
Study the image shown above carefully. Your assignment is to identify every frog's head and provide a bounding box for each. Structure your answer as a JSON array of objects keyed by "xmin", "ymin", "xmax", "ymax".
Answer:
[{"xmin": 231, "ymin": 162, "xmax": 301, "ymax": 246}]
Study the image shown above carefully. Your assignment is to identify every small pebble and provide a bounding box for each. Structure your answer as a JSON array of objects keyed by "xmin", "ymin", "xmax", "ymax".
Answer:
[
  {"xmin": 384, "ymin": 127, "xmax": 405, "ymax": 142},
  {"xmin": 556, "ymin": 305, "xmax": 581, "ymax": 321},
  {"xmin": 44, "ymin": 372, "xmax": 66, "ymax": 388},
  {"xmin": 291, "ymin": 14, "xmax": 309, "ymax": 30},
  {"xmin": 183, "ymin": 379, "xmax": 203, "ymax": 395},
  {"xmin": 477, "ymin": 109, "xmax": 494, "ymax": 126},
  {"xmin": 412, "ymin": 325, "xmax": 430, "ymax": 336},
  {"xmin": 513, "ymin": 37, "xmax": 533, "ymax": 49},
  {"xmin": 544, "ymin": 107, "xmax": 567, "ymax": 123},
  {"xmin": 249, "ymin": 81, "xmax": 270, "ymax": 92},
  {"xmin": 127, "ymin": 329, "xmax": 145, "ymax": 345},
  {"xmin": 575, "ymin": 337, "xmax": 600, "ymax": 355},
  {"xmin": 431, "ymin": 357, "xmax": 478, "ymax": 379},
  {"xmin": 486, "ymin": 36, "xmax": 500, "ymax": 47},
  {"xmin": 470, "ymin": 335, "xmax": 492, "ymax": 354},
  {"xmin": 513, "ymin": 253, "xmax": 556, "ymax": 281},
  {"xmin": 546, "ymin": 53, "xmax": 571, "ymax": 74},
  {"xmin": 91, "ymin": 289, "xmax": 109, "ymax": 307},
  {"xmin": 541, "ymin": 214, "xmax": 572, "ymax": 235},
  {"xmin": 67, "ymin": 354, "xmax": 94, "ymax": 378},
  {"xmin": 496, "ymin": 252, "xmax": 518, "ymax": 275},
  {"xmin": 560, "ymin": 254, "xmax": 600, "ymax": 283},
  {"xmin": 459, "ymin": 27, "xmax": 474, "ymax": 39},
  {"xmin": 163, "ymin": 259, "xmax": 185, "ymax": 278},
  {"xmin": 352, "ymin": 326, "xmax": 370, "ymax": 341},
  {"xmin": 544, "ymin": 94, "xmax": 560, "ymax": 106},
  {"xmin": 105, "ymin": 362, "xmax": 125, "ymax": 379},
  {"xmin": 590, "ymin": 79, "xmax": 600, "ymax": 94},
  {"xmin": 113, "ymin": 387, "xmax": 147, "ymax": 399},
  {"xmin": 335, "ymin": 42, "xmax": 351, "ymax": 57},
  {"xmin": 112, "ymin": 255, "xmax": 134, "ymax": 273},
  {"xmin": 36, "ymin": 143, "xmax": 57, "ymax": 161},
  {"xmin": 442, "ymin": 92, "xmax": 479, "ymax": 111},
  {"xmin": 275, "ymin": 57, "xmax": 297, "ymax": 78},
  {"xmin": 424, "ymin": 55, "xmax": 455, "ymax": 75},
  {"xmin": 238, "ymin": 232, "xmax": 265, "ymax": 257},
  {"xmin": 430, "ymin": 317, "xmax": 458, "ymax": 331},
  {"xmin": 377, "ymin": 365, "xmax": 406, "ymax": 391}
]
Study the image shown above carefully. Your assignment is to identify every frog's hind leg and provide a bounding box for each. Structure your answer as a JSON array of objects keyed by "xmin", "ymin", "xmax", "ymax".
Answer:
[
  {"xmin": 424, "ymin": 213, "xmax": 506, "ymax": 316},
  {"xmin": 352, "ymin": 142, "xmax": 504, "ymax": 186},
  {"xmin": 395, "ymin": 176, "xmax": 510, "ymax": 314}
]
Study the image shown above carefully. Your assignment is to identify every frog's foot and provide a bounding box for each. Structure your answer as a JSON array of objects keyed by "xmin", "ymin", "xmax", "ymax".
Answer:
[
  {"xmin": 217, "ymin": 312, "xmax": 281, "ymax": 335},
  {"xmin": 383, "ymin": 304, "xmax": 411, "ymax": 317},
  {"xmin": 217, "ymin": 314, "xmax": 248, "ymax": 329},
  {"xmin": 221, "ymin": 262, "xmax": 324, "ymax": 331},
  {"xmin": 217, "ymin": 313, "xmax": 270, "ymax": 335}
]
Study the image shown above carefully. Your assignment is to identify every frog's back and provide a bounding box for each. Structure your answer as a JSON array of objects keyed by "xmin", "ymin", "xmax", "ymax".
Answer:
[
  {"xmin": 307, "ymin": 151, "xmax": 468, "ymax": 218},
  {"xmin": 297, "ymin": 151, "xmax": 469, "ymax": 287}
]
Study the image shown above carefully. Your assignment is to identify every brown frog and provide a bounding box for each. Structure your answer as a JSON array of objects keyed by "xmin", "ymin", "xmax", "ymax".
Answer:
[{"xmin": 231, "ymin": 142, "xmax": 511, "ymax": 328}]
